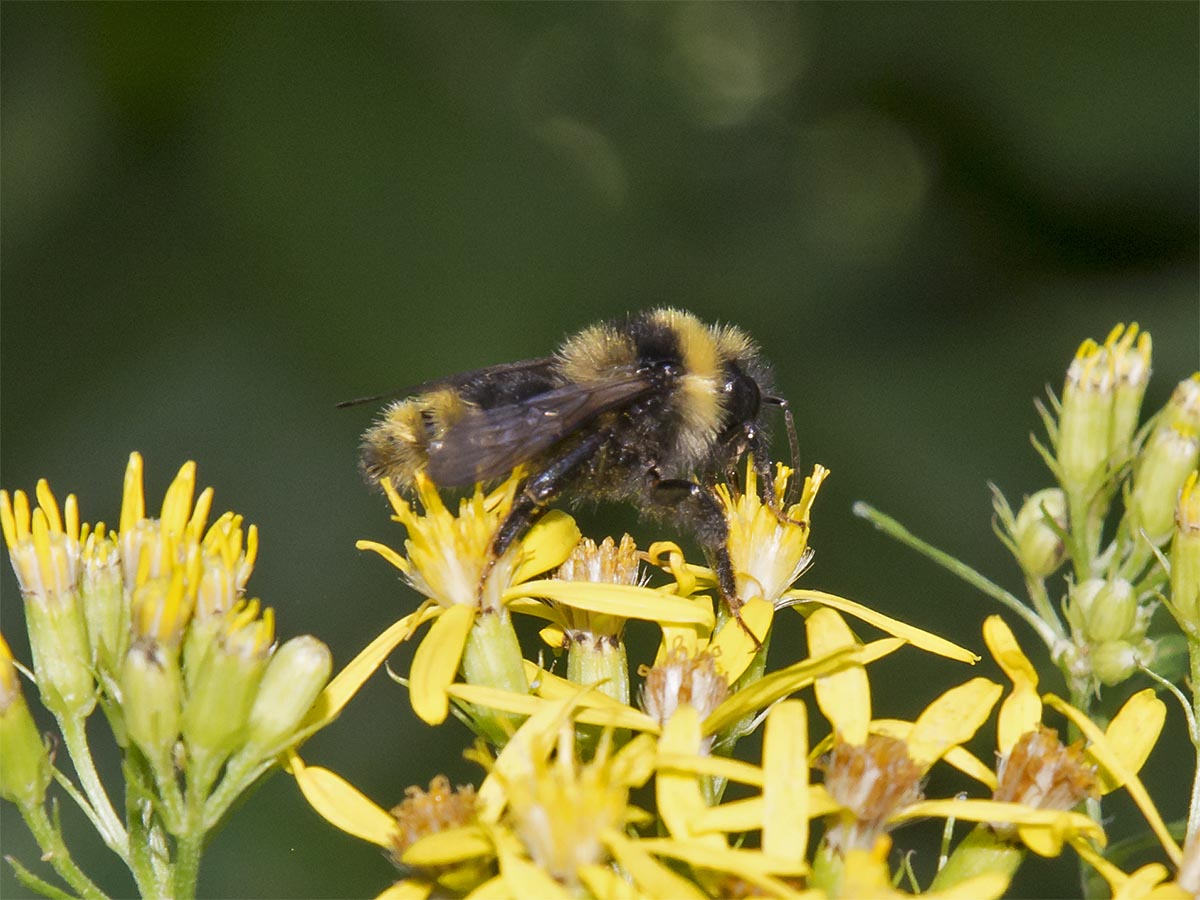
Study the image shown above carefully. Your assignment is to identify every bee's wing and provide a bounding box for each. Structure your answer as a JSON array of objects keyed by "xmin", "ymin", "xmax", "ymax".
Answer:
[
  {"xmin": 426, "ymin": 375, "xmax": 652, "ymax": 486},
  {"xmin": 336, "ymin": 357, "xmax": 558, "ymax": 409}
]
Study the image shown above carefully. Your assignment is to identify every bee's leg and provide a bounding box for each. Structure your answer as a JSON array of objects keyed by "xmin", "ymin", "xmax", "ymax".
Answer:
[
  {"xmin": 763, "ymin": 395, "xmax": 801, "ymax": 506},
  {"xmin": 650, "ymin": 478, "xmax": 762, "ymax": 650},
  {"xmin": 484, "ymin": 432, "xmax": 608, "ymax": 586}
]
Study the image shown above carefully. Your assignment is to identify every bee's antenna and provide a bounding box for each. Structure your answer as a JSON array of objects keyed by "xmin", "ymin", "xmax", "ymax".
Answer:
[
  {"xmin": 336, "ymin": 394, "xmax": 392, "ymax": 409},
  {"xmin": 764, "ymin": 395, "xmax": 800, "ymax": 504}
]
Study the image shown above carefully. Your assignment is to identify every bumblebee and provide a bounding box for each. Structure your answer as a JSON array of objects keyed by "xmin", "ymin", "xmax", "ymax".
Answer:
[{"xmin": 355, "ymin": 308, "xmax": 798, "ymax": 614}]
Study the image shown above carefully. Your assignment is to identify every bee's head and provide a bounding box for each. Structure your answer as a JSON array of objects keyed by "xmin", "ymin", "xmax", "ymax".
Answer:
[{"xmin": 719, "ymin": 363, "xmax": 763, "ymax": 436}]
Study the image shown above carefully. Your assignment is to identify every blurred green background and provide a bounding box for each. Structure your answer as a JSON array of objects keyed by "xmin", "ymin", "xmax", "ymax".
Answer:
[{"xmin": 2, "ymin": 4, "xmax": 1196, "ymax": 898}]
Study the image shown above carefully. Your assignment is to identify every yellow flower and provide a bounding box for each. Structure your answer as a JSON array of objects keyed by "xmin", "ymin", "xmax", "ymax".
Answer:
[
  {"xmin": 979, "ymin": 615, "xmax": 1176, "ymax": 861},
  {"xmin": 807, "ymin": 608, "xmax": 1004, "ymax": 855},
  {"xmin": 355, "ymin": 472, "xmax": 580, "ymax": 728},
  {"xmin": 712, "ymin": 460, "xmax": 826, "ymax": 606}
]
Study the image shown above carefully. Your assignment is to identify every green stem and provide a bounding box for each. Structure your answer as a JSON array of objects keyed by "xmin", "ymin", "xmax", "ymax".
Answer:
[
  {"xmin": 17, "ymin": 800, "xmax": 110, "ymax": 900},
  {"xmin": 1066, "ymin": 489, "xmax": 1095, "ymax": 582},
  {"xmin": 203, "ymin": 754, "xmax": 274, "ymax": 831},
  {"xmin": 1024, "ymin": 577, "xmax": 1065, "ymax": 636},
  {"xmin": 172, "ymin": 830, "xmax": 204, "ymax": 900},
  {"xmin": 1189, "ymin": 639, "xmax": 1200, "ymax": 841},
  {"xmin": 171, "ymin": 749, "xmax": 222, "ymax": 900},
  {"xmin": 58, "ymin": 714, "xmax": 128, "ymax": 859},
  {"xmin": 852, "ymin": 503, "xmax": 1060, "ymax": 651},
  {"xmin": 122, "ymin": 754, "xmax": 171, "ymax": 898},
  {"xmin": 5, "ymin": 855, "xmax": 77, "ymax": 900}
]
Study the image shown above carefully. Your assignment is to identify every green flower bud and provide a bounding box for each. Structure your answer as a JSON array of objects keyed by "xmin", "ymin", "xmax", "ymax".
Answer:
[
  {"xmin": 1106, "ymin": 324, "xmax": 1152, "ymax": 463},
  {"xmin": 181, "ymin": 600, "xmax": 273, "ymax": 763},
  {"xmin": 1129, "ymin": 424, "xmax": 1200, "ymax": 545},
  {"xmin": 1089, "ymin": 639, "xmax": 1139, "ymax": 686},
  {"xmin": 1163, "ymin": 374, "xmax": 1200, "ymax": 433},
  {"xmin": 243, "ymin": 635, "xmax": 332, "ymax": 756},
  {"xmin": 1011, "ymin": 488, "xmax": 1067, "ymax": 579},
  {"xmin": 1058, "ymin": 338, "xmax": 1115, "ymax": 494},
  {"xmin": 1170, "ymin": 471, "xmax": 1200, "ymax": 634},
  {"xmin": 2, "ymin": 488, "xmax": 96, "ymax": 719},
  {"xmin": 80, "ymin": 527, "xmax": 128, "ymax": 680},
  {"xmin": 1064, "ymin": 579, "xmax": 1103, "ymax": 636},
  {"xmin": 1084, "ymin": 578, "xmax": 1138, "ymax": 643},
  {"xmin": 121, "ymin": 640, "xmax": 183, "ymax": 767},
  {"xmin": 0, "ymin": 634, "xmax": 52, "ymax": 807}
]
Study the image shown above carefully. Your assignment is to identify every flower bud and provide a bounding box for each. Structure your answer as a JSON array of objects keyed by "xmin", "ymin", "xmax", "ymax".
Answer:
[
  {"xmin": 1106, "ymin": 324, "xmax": 1151, "ymax": 462},
  {"xmin": 2, "ymin": 489, "xmax": 96, "ymax": 719},
  {"xmin": 181, "ymin": 601, "xmax": 273, "ymax": 762},
  {"xmin": 1079, "ymin": 578, "xmax": 1138, "ymax": 644},
  {"xmin": 1128, "ymin": 424, "xmax": 1200, "ymax": 545},
  {"xmin": 1066, "ymin": 578, "xmax": 1147, "ymax": 652},
  {"xmin": 1162, "ymin": 374, "xmax": 1200, "ymax": 433},
  {"xmin": 1011, "ymin": 489, "xmax": 1068, "ymax": 578},
  {"xmin": 1089, "ymin": 639, "xmax": 1140, "ymax": 686},
  {"xmin": 1058, "ymin": 339, "xmax": 1115, "ymax": 493},
  {"xmin": 80, "ymin": 527, "xmax": 128, "ymax": 680},
  {"xmin": 242, "ymin": 635, "xmax": 332, "ymax": 756},
  {"xmin": 0, "ymin": 634, "xmax": 52, "ymax": 807},
  {"xmin": 1170, "ymin": 471, "xmax": 1200, "ymax": 633},
  {"xmin": 121, "ymin": 640, "xmax": 183, "ymax": 766}
]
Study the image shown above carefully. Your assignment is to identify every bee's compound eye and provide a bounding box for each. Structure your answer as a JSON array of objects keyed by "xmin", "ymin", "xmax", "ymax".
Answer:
[{"xmin": 723, "ymin": 371, "xmax": 761, "ymax": 426}]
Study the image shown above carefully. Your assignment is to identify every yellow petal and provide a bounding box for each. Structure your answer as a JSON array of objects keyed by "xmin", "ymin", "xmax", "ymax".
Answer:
[
  {"xmin": 303, "ymin": 605, "xmax": 439, "ymax": 731},
  {"xmin": 656, "ymin": 706, "xmax": 722, "ymax": 846},
  {"xmin": 505, "ymin": 597, "xmax": 561, "ymax": 623},
  {"xmin": 289, "ymin": 753, "xmax": 398, "ymax": 847},
  {"xmin": 706, "ymin": 598, "xmax": 774, "ymax": 683},
  {"xmin": 523, "ymin": 661, "xmax": 628, "ymax": 709},
  {"xmin": 635, "ymin": 838, "xmax": 808, "ymax": 882},
  {"xmin": 463, "ymin": 875, "xmax": 511, "ymax": 900},
  {"xmin": 926, "ymin": 874, "xmax": 1011, "ymax": 900},
  {"xmin": 505, "ymin": 580, "xmax": 714, "ymax": 629},
  {"xmin": 894, "ymin": 799, "xmax": 1103, "ymax": 855},
  {"xmin": 510, "ymin": 511, "xmax": 580, "ymax": 584},
  {"xmin": 410, "ymin": 604, "xmax": 476, "ymax": 724},
  {"xmin": 695, "ymin": 796, "xmax": 764, "ymax": 833},
  {"xmin": 499, "ymin": 850, "xmax": 572, "ymax": 900},
  {"xmin": 578, "ymin": 863, "xmax": 643, "ymax": 900},
  {"xmin": 906, "ymin": 678, "xmax": 1002, "ymax": 767},
  {"xmin": 402, "ymin": 825, "xmax": 494, "ymax": 867},
  {"xmin": 356, "ymin": 539, "xmax": 412, "ymax": 576},
  {"xmin": 538, "ymin": 624, "xmax": 565, "ymax": 648},
  {"xmin": 808, "ymin": 608, "xmax": 870, "ymax": 744},
  {"xmin": 693, "ymin": 789, "xmax": 841, "ymax": 835},
  {"xmin": 376, "ymin": 881, "xmax": 433, "ymax": 900},
  {"xmin": 1094, "ymin": 689, "xmax": 1167, "ymax": 795},
  {"xmin": 983, "ymin": 616, "xmax": 1043, "ymax": 752},
  {"xmin": 703, "ymin": 638, "xmax": 903, "ymax": 736},
  {"xmin": 655, "ymin": 752, "xmax": 765, "ymax": 788},
  {"xmin": 610, "ymin": 733, "xmax": 658, "ymax": 790},
  {"xmin": 645, "ymin": 540, "xmax": 707, "ymax": 598},
  {"xmin": 1044, "ymin": 694, "xmax": 1181, "ymax": 865},
  {"xmin": 785, "ymin": 590, "xmax": 979, "ymax": 663},
  {"xmin": 1073, "ymin": 839, "xmax": 1188, "ymax": 900},
  {"xmin": 447, "ymin": 683, "xmax": 659, "ymax": 733},
  {"xmin": 475, "ymin": 692, "xmax": 614, "ymax": 823},
  {"xmin": 762, "ymin": 700, "xmax": 808, "ymax": 863},
  {"xmin": 603, "ymin": 830, "xmax": 708, "ymax": 900}
]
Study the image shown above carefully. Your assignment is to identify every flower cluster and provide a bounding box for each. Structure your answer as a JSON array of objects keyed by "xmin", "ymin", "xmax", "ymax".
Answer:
[
  {"xmin": 291, "ymin": 442, "xmax": 1184, "ymax": 898},
  {"xmin": 1, "ymin": 454, "xmax": 332, "ymax": 900},
  {"xmin": 856, "ymin": 323, "xmax": 1197, "ymax": 898}
]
